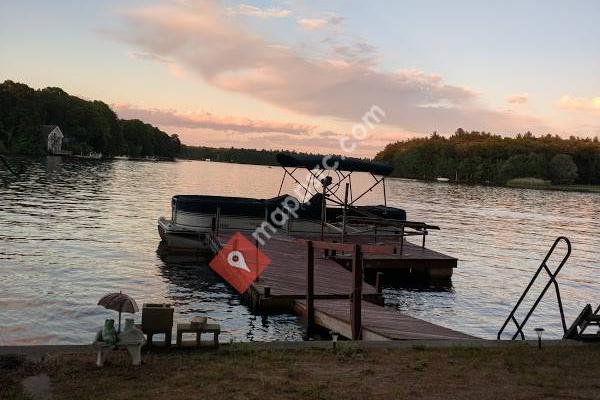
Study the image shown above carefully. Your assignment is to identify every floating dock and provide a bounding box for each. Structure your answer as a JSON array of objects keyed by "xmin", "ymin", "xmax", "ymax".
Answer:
[
  {"xmin": 291, "ymin": 232, "xmax": 457, "ymax": 280},
  {"xmin": 208, "ymin": 232, "xmax": 473, "ymax": 341},
  {"xmin": 294, "ymin": 300, "xmax": 473, "ymax": 340}
]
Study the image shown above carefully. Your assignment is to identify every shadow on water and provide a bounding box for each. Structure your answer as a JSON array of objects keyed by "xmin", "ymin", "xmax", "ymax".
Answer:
[
  {"xmin": 155, "ymin": 243, "xmax": 305, "ymax": 341},
  {"xmin": 382, "ymin": 277, "xmax": 454, "ymax": 293},
  {"xmin": 156, "ymin": 246, "xmax": 221, "ymax": 290}
]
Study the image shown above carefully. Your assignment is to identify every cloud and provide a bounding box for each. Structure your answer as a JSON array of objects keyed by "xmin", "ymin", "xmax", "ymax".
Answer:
[
  {"xmin": 228, "ymin": 4, "xmax": 290, "ymax": 18},
  {"xmin": 113, "ymin": 0, "xmax": 544, "ymax": 136},
  {"xmin": 297, "ymin": 18, "xmax": 328, "ymax": 31},
  {"xmin": 129, "ymin": 51, "xmax": 188, "ymax": 78},
  {"xmin": 558, "ymin": 95, "xmax": 600, "ymax": 114},
  {"xmin": 128, "ymin": 51, "xmax": 172, "ymax": 64},
  {"xmin": 297, "ymin": 14, "xmax": 344, "ymax": 31},
  {"xmin": 112, "ymin": 104, "xmax": 315, "ymax": 135},
  {"xmin": 507, "ymin": 93, "xmax": 528, "ymax": 104}
]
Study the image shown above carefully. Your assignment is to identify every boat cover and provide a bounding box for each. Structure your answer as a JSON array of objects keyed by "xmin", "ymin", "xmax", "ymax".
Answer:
[{"xmin": 173, "ymin": 194, "xmax": 406, "ymax": 222}]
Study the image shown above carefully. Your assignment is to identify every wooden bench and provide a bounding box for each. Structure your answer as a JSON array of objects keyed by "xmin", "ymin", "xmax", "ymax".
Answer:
[{"xmin": 176, "ymin": 323, "xmax": 220, "ymax": 347}]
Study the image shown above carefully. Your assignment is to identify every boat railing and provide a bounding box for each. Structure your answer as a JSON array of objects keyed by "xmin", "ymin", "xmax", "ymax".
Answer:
[{"xmin": 331, "ymin": 215, "xmax": 439, "ymax": 250}]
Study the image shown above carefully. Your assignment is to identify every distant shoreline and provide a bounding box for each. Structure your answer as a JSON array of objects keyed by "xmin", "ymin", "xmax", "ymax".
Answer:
[
  {"xmin": 6, "ymin": 155, "xmax": 600, "ymax": 194},
  {"xmin": 386, "ymin": 175, "xmax": 600, "ymax": 194}
]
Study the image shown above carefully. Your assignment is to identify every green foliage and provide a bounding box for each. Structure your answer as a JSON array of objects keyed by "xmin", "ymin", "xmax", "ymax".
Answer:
[
  {"xmin": 376, "ymin": 129, "xmax": 599, "ymax": 185},
  {"xmin": 499, "ymin": 153, "xmax": 546, "ymax": 181},
  {"xmin": 506, "ymin": 178, "xmax": 551, "ymax": 187},
  {"xmin": 179, "ymin": 145, "xmax": 332, "ymax": 166},
  {"xmin": 549, "ymin": 154, "xmax": 578, "ymax": 184},
  {"xmin": 0, "ymin": 80, "xmax": 181, "ymax": 158}
]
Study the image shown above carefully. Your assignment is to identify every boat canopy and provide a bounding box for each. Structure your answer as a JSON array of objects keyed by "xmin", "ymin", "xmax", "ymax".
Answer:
[{"xmin": 276, "ymin": 153, "xmax": 393, "ymax": 176}]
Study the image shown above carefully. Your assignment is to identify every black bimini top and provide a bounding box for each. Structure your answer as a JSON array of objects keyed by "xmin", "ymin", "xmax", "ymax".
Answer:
[{"xmin": 276, "ymin": 153, "xmax": 393, "ymax": 176}]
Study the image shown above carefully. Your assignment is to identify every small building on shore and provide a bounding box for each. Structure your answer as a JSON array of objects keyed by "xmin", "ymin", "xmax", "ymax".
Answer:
[{"xmin": 41, "ymin": 125, "xmax": 64, "ymax": 155}]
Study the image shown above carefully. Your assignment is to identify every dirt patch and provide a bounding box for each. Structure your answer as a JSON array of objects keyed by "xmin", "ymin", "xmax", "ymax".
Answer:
[{"xmin": 22, "ymin": 373, "xmax": 51, "ymax": 400}]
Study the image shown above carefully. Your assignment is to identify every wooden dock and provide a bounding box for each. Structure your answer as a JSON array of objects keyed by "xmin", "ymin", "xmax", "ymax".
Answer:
[
  {"xmin": 208, "ymin": 232, "xmax": 474, "ymax": 341},
  {"xmin": 295, "ymin": 300, "xmax": 473, "ymax": 340},
  {"xmin": 292, "ymin": 233, "xmax": 457, "ymax": 280}
]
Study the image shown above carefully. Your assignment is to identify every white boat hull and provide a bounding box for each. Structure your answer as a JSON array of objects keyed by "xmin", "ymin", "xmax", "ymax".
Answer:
[{"xmin": 158, "ymin": 212, "xmax": 339, "ymax": 253}]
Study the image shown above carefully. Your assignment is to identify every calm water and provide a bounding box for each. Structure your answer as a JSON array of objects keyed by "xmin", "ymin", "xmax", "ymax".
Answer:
[{"xmin": 1, "ymin": 158, "xmax": 599, "ymax": 345}]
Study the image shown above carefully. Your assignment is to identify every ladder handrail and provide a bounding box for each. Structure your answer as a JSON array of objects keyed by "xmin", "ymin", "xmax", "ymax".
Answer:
[{"xmin": 497, "ymin": 236, "xmax": 571, "ymax": 340}]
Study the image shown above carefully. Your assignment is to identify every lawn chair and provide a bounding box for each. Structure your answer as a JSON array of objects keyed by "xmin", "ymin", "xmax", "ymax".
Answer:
[{"xmin": 137, "ymin": 303, "xmax": 174, "ymax": 347}]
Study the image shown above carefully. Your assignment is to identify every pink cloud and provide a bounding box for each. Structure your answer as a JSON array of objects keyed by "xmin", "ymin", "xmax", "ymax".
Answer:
[
  {"xmin": 558, "ymin": 95, "xmax": 600, "ymax": 114},
  {"xmin": 228, "ymin": 4, "xmax": 291, "ymax": 18},
  {"xmin": 112, "ymin": 104, "xmax": 315, "ymax": 135},
  {"xmin": 112, "ymin": 0, "xmax": 545, "ymax": 137},
  {"xmin": 175, "ymin": 128, "xmax": 380, "ymax": 156},
  {"xmin": 297, "ymin": 18, "xmax": 328, "ymax": 31}
]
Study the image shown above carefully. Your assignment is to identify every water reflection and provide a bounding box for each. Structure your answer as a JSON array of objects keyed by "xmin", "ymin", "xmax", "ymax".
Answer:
[
  {"xmin": 1, "ymin": 157, "xmax": 599, "ymax": 344},
  {"xmin": 155, "ymin": 244, "xmax": 305, "ymax": 342}
]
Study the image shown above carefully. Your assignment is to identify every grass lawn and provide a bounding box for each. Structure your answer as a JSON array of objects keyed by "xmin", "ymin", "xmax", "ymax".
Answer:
[
  {"xmin": 506, "ymin": 178, "xmax": 600, "ymax": 193},
  {"xmin": 3, "ymin": 343, "xmax": 600, "ymax": 399}
]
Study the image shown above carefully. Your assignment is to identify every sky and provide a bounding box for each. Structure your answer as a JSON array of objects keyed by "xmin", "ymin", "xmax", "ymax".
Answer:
[{"xmin": 1, "ymin": 0, "xmax": 598, "ymax": 156}]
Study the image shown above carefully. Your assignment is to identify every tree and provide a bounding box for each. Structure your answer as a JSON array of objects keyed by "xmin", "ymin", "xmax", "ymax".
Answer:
[
  {"xmin": 1, "ymin": 80, "xmax": 181, "ymax": 158},
  {"xmin": 549, "ymin": 154, "xmax": 578, "ymax": 184},
  {"xmin": 499, "ymin": 154, "xmax": 529, "ymax": 181},
  {"xmin": 374, "ymin": 130, "xmax": 600, "ymax": 186}
]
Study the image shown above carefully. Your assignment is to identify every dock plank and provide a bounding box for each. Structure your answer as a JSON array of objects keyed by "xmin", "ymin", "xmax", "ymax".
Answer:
[
  {"xmin": 295, "ymin": 300, "xmax": 475, "ymax": 340},
  {"xmin": 298, "ymin": 233, "xmax": 457, "ymax": 269},
  {"xmin": 216, "ymin": 233, "xmax": 378, "ymax": 298},
  {"xmin": 211, "ymin": 231, "xmax": 473, "ymax": 340}
]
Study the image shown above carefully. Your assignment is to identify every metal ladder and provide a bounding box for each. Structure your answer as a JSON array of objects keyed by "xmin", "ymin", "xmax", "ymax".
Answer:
[
  {"xmin": 497, "ymin": 236, "xmax": 571, "ymax": 340},
  {"xmin": 564, "ymin": 304, "xmax": 600, "ymax": 340}
]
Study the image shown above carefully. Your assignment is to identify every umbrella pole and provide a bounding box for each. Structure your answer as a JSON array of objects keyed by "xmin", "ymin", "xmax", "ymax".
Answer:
[{"xmin": 118, "ymin": 311, "xmax": 122, "ymax": 334}]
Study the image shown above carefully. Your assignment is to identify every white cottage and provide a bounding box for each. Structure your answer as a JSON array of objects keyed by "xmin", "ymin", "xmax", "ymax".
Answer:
[{"xmin": 41, "ymin": 125, "xmax": 64, "ymax": 154}]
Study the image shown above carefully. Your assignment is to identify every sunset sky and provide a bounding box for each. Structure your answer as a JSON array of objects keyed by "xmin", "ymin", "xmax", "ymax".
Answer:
[{"xmin": 1, "ymin": 0, "xmax": 598, "ymax": 156}]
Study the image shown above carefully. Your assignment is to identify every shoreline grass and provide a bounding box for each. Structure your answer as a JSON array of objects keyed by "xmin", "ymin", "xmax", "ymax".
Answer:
[
  {"xmin": 4, "ymin": 343, "xmax": 600, "ymax": 399},
  {"xmin": 390, "ymin": 175, "xmax": 600, "ymax": 194},
  {"xmin": 506, "ymin": 177, "xmax": 600, "ymax": 193}
]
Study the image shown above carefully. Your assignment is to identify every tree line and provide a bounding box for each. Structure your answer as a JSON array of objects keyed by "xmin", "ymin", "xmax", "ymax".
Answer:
[
  {"xmin": 5, "ymin": 80, "xmax": 597, "ymax": 186},
  {"xmin": 0, "ymin": 81, "xmax": 331, "ymax": 166},
  {"xmin": 375, "ymin": 129, "xmax": 600, "ymax": 185},
  {"xmin": 0, "ymin": 80, "xmax": 181, "ymax": 158},
  {"xmin": 181, "ymin": 146, "xmax": 288, "ymax": 165}
]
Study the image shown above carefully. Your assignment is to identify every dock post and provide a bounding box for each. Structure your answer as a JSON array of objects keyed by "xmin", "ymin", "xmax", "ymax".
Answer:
[
  {"xmin": 351, "ymin": 244, "xmax": 362, "ymax": 340},
  {"xmin": 375, "ymin": 272, "xmax": 383, "ymax": 294},
  {"xmin": 320, "ymin": 185, "xmax": 326, "ymax": 241},
  {"xmin": 306, "ymin": 241, "xmax": 315, "ymax": 337},
  {"xmin": 342, "ymin": 183, "xmax": 349, "ymax": 243},
  {"xmin": 255, "ymin": 238, "xmax": 260, "ymax": 282},
  {"xmin": 400, "ymin": 226, "xmax": 405, "ymax": 255}
]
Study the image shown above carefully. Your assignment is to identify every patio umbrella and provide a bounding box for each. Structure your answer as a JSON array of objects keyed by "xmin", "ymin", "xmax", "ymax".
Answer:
[{"xmin": 98, "ymin": 291, "xmax": 139, "ymax": 333}]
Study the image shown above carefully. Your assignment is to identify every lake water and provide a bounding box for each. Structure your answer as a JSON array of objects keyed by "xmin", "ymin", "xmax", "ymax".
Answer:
[{"xmin": 1, "ymin": 158, "xmax": 599, "ymax": 345}]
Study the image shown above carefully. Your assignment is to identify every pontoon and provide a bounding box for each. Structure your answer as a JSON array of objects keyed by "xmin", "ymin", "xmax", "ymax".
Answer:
[{"xmin": 158, "ymin": 153, "xmax": 411, "ymax": 252}]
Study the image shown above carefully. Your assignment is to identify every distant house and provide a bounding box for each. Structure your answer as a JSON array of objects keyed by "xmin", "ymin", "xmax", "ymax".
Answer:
[{"xmin": 41, "ymin": 125, "xmax": 64, "ymax": 154}]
